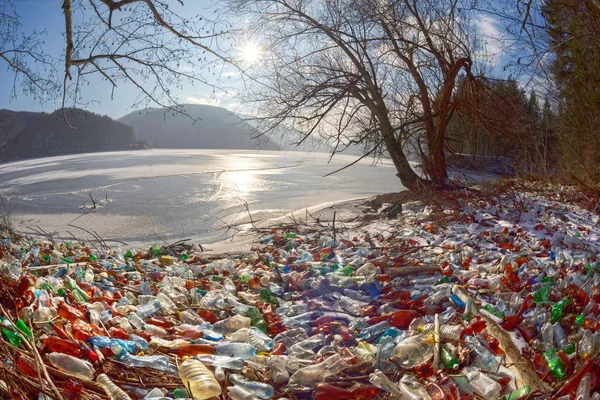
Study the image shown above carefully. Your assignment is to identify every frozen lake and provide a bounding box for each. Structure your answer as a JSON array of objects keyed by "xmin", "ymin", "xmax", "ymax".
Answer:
[{"xmin": 0, "ymin": 149, "xmax": 404, "ymax": 246}]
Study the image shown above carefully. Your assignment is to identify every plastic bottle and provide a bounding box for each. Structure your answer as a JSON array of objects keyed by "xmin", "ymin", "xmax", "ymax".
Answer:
[
  {"xmin": 97, "ymin": 373, "xmax": 132, "ymax": 400},
  {"xmin": 167, "ymin": 344, "xmax": 215, "ymax": 357},
  {"xmin": 214, "ymin": 342, "xmax": 256, "ymax": 359},
  {"xmin": 178, "ymin": 310, "xmax": 205, "ymax": 325},
  {"xmin": 227, "ymin": 385, "xmax": 260, "ymax": 400},
  {"xmin": 398, "ymin": 374, "xmax": 431, "ymax": 399},
  {"xmin": 440, "ymin": 346, "xmax": 459, "ymax": 370},
  {"xmin": 392, "ymin": 332, "xmax": 435, "ymax": 369},
  {"xmin": 553, "ymin": 322, "xmax": 569, "ymax": 348},
  {"xmin": 541, "ymin": 322, "xmax": 554, "ymax": 350},
  {"xmin": 229, "ymin": 373, "xmax": 275, "ymax": 399},
  {"xmin": 212, "ymin": 314, "xmax": 251, "ymax": 335},
  {"xmin": 464, "ymin": 336, "xmax": 500, "ymax": 373},
  {"xmin": 135, "ymin": 299, "xmax": 162, "ymax": 319},
  {"xmin": 503, "ymin": 385, "xmax": 531, "ymax": 400},
  {"xmin": 229, "ymin": 327, "xmax": 274, "ymax": 352},
  {"xmin": 140, "ymin": 323, "xmax": 167, "ymax": 338},
  {"xmin": 575, "ymin": 375, "xmax": 591, "ymax": 400},
  {"xmin": 196, "ymin": 354, "xmax": 245, "ymax": 370},
  {"xmin": 178, "ymin": 358, "xmax": 221, "ymax": 400},
  {"xmin": 42, "ymin": 337, "xmax": 81, "ymax": 358},
  {"xmin": 389, "ymin": 310, "xmax": 420, "ymax": 329},
  {"xmin": 289, "ymin": 353, "xmax": 349, "ymax": 387},
  {"xmin": 119, "ymin": 353, "xmax": 170, "ymax": 372},
  {"xmin": 48, "ymin": 352, "xmax": 95, "ymax": 381},
  {"xmin": 542, "ymin": 349, "xmax": 566, "ymax": 379},
  {"xmin": 369, "ymin": 370, "xmax": 404, "ymax": 398},
  {"xmin": 246, "ymin": 306, "xmax": 268, "ymax": 333},
  {"xmin": 464, "ymin": 367, "xmax": 502, "ymax": 400},
  {"xmin": 268, "ymin": 355, "xmax": 289, "ymax": 383},
  {"xmin": 360, "ymin": 321, "xmax": 391, "ymax": 341}
]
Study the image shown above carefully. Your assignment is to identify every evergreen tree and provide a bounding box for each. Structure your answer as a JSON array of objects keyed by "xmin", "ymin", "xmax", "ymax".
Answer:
[{"xmin": 544, "ymin": 0, "xmax": 600, "ymax": 183}]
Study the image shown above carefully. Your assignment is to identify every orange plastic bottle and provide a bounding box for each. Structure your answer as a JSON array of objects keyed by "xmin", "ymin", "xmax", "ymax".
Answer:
[
  {"xmin": 583, "ymin": 318, "xmax": 600, "ymax": 332},
  {"xmin": 42, "ymin": 337, "xmax": 81, "ymax": 358},
  {"xmin": 167, "ymin": 344, "xmax": 215, "ymax": 357},
  {"xmin": 58, "ymin": 301, "xmax": 85, "ymax": 322}
]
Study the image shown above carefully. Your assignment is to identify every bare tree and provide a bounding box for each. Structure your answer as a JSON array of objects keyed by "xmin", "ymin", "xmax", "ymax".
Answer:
[
  {"xmin": 2, "ymin": 1, "xmax": 234, "ymax": 119},
  {"xmin": 0, "ymin": 0, "xmax": 59, "ymax": 101},
  {"xmin": 228, "ymin": 0, "xmax": 481, "ymax": 190},
  {"xmin": 59, "ymin": 0, "xmax": 234, "ymax": 119}
]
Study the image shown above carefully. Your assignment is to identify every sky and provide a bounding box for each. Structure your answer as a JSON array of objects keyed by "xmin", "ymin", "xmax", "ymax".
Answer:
[
  {"xmin": 0, "ymin": 0, "xmax": 519, "ymax": 120},
  {"xmin": 0, "ymin": 0, "xmax": 242, "ymax": 118}
]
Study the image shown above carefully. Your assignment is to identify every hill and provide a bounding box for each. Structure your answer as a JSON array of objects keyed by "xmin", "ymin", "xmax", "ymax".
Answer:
[
  {"xmin": 119, "ymin": 104, "xmax": 280, "ymax": 150},
  {"xmin": 0, "ymin": 108, "xmax": 144, "ymax": 162}
]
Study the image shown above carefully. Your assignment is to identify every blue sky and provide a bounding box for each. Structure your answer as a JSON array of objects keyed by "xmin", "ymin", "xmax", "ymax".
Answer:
[
  {"xmin": 0, "ymin": 0, "xmax": 240, "ymax": 118},
  {"xmin": 0, "ymin": 1, "xmax": 529, "ymax": 119}
]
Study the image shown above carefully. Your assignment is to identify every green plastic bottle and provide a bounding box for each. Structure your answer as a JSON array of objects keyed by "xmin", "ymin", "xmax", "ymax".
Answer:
[
  {"xmin": 551, "ymin": 297, "xmax": 569, "ymax": 323},
  {"xmin": 543, "ymin": 349, "xmax": 566, "ymax": 379},
  {"xmin": 435, "ymin": 276, "xmax": 450, "ymax": 285},
  {"xmin": 440, "ymin": 346, "xmax": 459, "ymax": 370},
  {"xmin": 533, "ymin": 284, "xmax": 552, "ymax": 304},
  {"xmin": 337, "ymin": 265, "xmax": 354, "ymax": 276},
  {"xmin": 173, "ymin": 388, "xmax": 189, "ymax": 399},
  {"xmin": 246, "ymin": 307, "xmax": 268, "ymax": 333},
  {"xmin": 483, "ymin": 304, "xmax": 505, "ymax": 319},
  {"xmin": 15, "ymin": 319, "xmax": 32, "ymax": 339},
  {"xmin": 64, "ymin": 276, "xmax": 90, "ymax": 303},
  {"xmin": 259, "ymin": 288, "xmax": 279, "ymax": 307},
  {"xmin": 503, "ymin": 385, "xmax": 531, "ymax": 400},
  {"xmin": 2, "ymin": 329, "xmax": 22, "ymax": 347}
]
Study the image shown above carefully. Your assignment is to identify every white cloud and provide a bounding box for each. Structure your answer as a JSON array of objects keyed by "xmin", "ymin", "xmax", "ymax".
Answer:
[
  {"xmin": 186, "ymin": 96, "xmax": 220, "ymax": 106},
  {"xmin": 473, "ymin": 15, "xmax": 504, "ymax": 65}
]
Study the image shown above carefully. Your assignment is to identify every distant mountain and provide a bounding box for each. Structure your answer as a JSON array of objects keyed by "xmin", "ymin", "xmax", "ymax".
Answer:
[
  {"xmin": 0, "ymin": 108, "xmax": 145, "ymax": 162},
  {"xmin": 119, "ymin": 104, "xmax": 280, "ymax": 150},
  {"xmin": 0, "ymin": 109, "xmax": 46, "ymax": 146}
]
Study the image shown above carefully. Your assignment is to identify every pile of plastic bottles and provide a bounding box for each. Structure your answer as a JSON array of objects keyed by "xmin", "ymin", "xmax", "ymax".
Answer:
[{"xmin": 0, "ymin": 186, "xmax": 600, "ymax": 399}]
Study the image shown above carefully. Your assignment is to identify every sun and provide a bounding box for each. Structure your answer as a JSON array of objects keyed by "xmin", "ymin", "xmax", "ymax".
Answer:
[{"xmin": 240, "ymin": 41, "xmax": 262, "ymax": 64}]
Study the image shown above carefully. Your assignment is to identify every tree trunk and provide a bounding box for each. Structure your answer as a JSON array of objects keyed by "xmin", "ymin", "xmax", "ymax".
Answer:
[
  {"xmin": 380, "ymin": 120, "xmax": 425, "ymax": 191},
  {"xmin": 428, "ymin": 129, "xmax": 448, "ymax": 185}
]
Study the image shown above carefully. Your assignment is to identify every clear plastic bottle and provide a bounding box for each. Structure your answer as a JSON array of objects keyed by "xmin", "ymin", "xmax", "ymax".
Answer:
[
  {"xmin": 97, "ymin": 373, "xmax": 132, "ymax": 400},
  {"xmin": 398, "ymin": 374, "xmax": 431, "ymax": 399},
  {"xmin": 179, "ymin": 310, "xmax": 205, "ymax": 325},
  {"xmin": 119, "ymin": 353, "xmax": 170, "ymax": 372},
  {"xmin": 214, "ymin": 342, "xmax": 256, "ymax": 359},
  {"xmin": 553, "ymin": 322, "xmax": 569, "ymax": 349},
  {"xmin": 140, "ymin": 323, "xmax": 167, "ymax": 338},
  {"xmin": 228, "ymin": 373, "xmax": 275, "ymax": 399},
  {"xmin": 369, "ymin": 370, "xmax": 404, "ymax": 398},
  {"xmin": 392, "ymin": 332, "xmax": 435, "ymax": 369},
  {"xmin": 212, "ymin": 314, "xmax": 251, "ymax": 335},
  {"xmin": 337, "ymin": 296, "xmax": 364, "ymax": 316},
  {"xmin": 576, "ymin": 375, "xmax": 591, "ymax": 400},
  {"xmin": 178, "ymin": 358, "xmax": 222, "ymax": 400},
  {"xmin": 47, "ymin": 352, "xmax": 95, "ymax": 381},
  {"xmin": 464, "ymin": 367, "xmax": 502, "ymax": 400},
  {"xmin": 288, "ymin": 353, "xmax": 348, "ymax": 388},
  {"xmin": 227, "ymin": 384, "xmax": 260, "ymax": 400},
  {"xmin": 135, "ymin": 299, "xmax": 162, "ymax": 319},
  {"xmin": 268, "ymin": 355, "xmax": 289, "ymax": 383},
  {"xmin": 229, "ymin": 327, "xmax": 274, "ymax": 352}
]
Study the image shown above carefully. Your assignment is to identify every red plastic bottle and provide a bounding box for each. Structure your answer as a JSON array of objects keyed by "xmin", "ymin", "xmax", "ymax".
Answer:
[
  {"xmin": 63, "ymin": 378, "xmax": 83, "ymax": 400},
  {"xmin": 389, "ymin": 310, "xmax": 420, "ymax": 329},
  {"xmin": 15, "ymin": 353, "xmax": 38, "ymax": 378},
  {"xmin": 42, "ymin": 337, "xmax": 81, "ymax": 358},
  {"xmin": 501, "ymin": 315, "xmax": 521, "ymax": 331}
]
